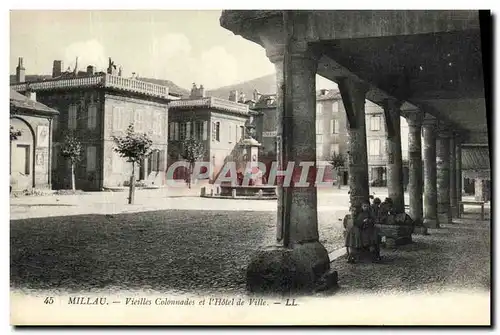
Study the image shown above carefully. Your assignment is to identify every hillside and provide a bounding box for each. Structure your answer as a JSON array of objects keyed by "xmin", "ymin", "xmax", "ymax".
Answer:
[
  {"xmin": 206, "ymin": 74, "xmax": 276, "ymax": 100},
  {"xmin": 9, "ymin": 75, "xmax": 189, "ymax": 97}
]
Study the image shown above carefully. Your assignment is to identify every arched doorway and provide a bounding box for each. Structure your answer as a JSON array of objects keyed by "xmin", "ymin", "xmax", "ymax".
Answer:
[{"xmin": 10, "ymin": 117, "xmax": 35, "ymax": 191}]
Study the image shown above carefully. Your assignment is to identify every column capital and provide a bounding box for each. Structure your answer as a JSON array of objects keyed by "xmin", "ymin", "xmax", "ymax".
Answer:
[
  {"xmin": 437, "ymin": 122, "xmax": 453, "ymax": 138},
  {"xmin": 266, "ymin": 41, "xmax": 321, "ymax": 65},
  {"xmin": 402, "ymin": 109, "xmax": 425, "ymax": 127},
  {"xmin": 422, "ymin": 115, "xmax": 438, "ymax": 128}
]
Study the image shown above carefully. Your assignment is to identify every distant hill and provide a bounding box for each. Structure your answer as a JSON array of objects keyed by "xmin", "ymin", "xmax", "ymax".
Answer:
[
  {"xmin": 207, "ymin": 74, "xmax": 276, "ymax": 100},
  {"xmin": 9, "ymin": 74, "xmax": 190, "ymax": 97}
]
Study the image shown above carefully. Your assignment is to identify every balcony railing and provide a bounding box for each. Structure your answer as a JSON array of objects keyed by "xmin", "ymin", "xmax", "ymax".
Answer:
[
  {"xmin": 169, "ymin": 96, "xmax": 249, "ymax": 114},
  {"xmin": 10, "ymin": 74, "xmax": 170, "ymax": 99}
]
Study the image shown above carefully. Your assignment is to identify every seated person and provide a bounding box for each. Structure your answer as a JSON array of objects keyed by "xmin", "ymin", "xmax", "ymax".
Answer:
[{"xmin": 345, "ymin": 201, "xmax": 381, "ymax": 263}]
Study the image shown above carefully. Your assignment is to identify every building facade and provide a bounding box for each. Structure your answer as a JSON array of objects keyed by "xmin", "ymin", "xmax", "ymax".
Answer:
[
  {"xmin": 167, "ymin": 85, "xmax": 251, "ymax": 181},
  {"xmin": 251, "ymin": 88, "xmax": 410, "ymax": 186},
  {"xmin": 10, "ymin": 87, "xmax": 59, "ymax": 192},
  {"xmin": 11, "ymin": 58, "xmax": 176, "ymax": 191}
]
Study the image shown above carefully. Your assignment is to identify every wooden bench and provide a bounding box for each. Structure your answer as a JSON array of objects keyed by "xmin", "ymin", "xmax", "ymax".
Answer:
[{"xmin": 459, "ymin": 201, "xmax": 486, "ymax": 220}]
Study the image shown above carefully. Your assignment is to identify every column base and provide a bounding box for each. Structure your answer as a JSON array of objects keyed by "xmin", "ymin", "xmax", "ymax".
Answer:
[
  {"xmin": 246, "ymin": 241, "xmax": 335, "ymax": 294},
  {"xmin": 423, "ymin": 217, "xmax": 440, "ymax": 229},
  {"xmin": 437, "ymin": 213, "xmax": 452, "ymax": 225},
  {"xmin": 450, "ymin": 206, "xmax": 459, "ymax": 218}
]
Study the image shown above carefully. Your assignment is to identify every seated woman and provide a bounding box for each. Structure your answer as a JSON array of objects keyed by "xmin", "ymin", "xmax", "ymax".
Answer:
[{"xmin": 345, "ymin": 201, "xmax": 381, "ymax": 263}]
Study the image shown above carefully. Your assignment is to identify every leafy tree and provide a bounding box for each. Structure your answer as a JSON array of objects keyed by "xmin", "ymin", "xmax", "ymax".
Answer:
[
  {"xmin": 329, "ymin": 151, "xmax": 346, "ymax": 189},
  {"xmin": 179, "ymin": 137, "xmax": 206, "ymax": 189},
  {"xmin": 60, "ymin": 132, "xmax": 83, "ymax": 191},
  {"xmin": 112, "ymin": 124, "xmax": 153, "ymax": 204},
  {"xmin": 10, "ymin": 125, "xmax": 22, "ymax": 141}
]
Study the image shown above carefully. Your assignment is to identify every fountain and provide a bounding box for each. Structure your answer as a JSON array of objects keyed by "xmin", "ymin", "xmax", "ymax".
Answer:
[{"xmin": 200, "ymin": 116, "xmax": 277, "ymax": 200}]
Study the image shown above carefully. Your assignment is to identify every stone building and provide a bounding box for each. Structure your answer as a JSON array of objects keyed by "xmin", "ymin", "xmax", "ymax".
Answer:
[
  {"xmin": 10, "ymin": 87, "xmax": 59, "ymax": 192},
  {"xmin": 10, "ymin": 57, "xmax": 177, "ymax": 191},
  {"xmin": 167, "ymin": 84, "xmax": 251, "ymax": 181},
  {"xmin": 250, "ymin": 88, "xmax": 410, "ymax": 185}
]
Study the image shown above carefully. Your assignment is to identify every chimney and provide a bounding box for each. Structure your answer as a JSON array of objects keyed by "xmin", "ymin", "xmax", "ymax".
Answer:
[
  {"xmin": 52, "ymin": 60, "xmax": 63, "ymax": 78},
  {"xmin": 16, "ymin": 57, "xmax": 25, "ymax": 83},
  {"xmin": 190, "ymin": 83, "xmax": 197, "ymax": 98},
  {"xmin": 229, "ymin": 90, "xmax": 238, "ymax": 102},
  {"xmin": 87, "ymin": 65, "xmax": 95, "ymax": 75},
  {"xmin": 118, "ymin": 66, "xmax": 123, "ymax": 77},
  {"xmin": 238, "ymin": 92, "xmax": 246, "ymax": 103},
  {"xmin": 198, "ymin": 85, "xmax": 205, "ymax": 98}
]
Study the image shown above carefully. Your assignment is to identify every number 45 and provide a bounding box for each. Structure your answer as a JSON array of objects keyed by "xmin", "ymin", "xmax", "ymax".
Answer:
[{"xmin": 44, "ymin": 297, "xmax": 54, "ymax": 304}]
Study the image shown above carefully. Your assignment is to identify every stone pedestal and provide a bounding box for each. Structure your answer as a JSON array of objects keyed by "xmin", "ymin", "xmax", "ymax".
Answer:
[
  {"xmin": 383, "ymin": 99, "xmax": 405, "ymax": 213},
  {"xmin": 422, "ymin": 117, "xmax": 439, "ymax": 228},
  {"xmin": 405, "ymin": 110, "xmax": 426, "ymax": 234},
  {"xmin": 436, "ymin": 128, "xmax": 452, "ymax": 225}
]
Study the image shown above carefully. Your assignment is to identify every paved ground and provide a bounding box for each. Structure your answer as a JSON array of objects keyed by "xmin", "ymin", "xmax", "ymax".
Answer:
[{"xmin": 10, "ymin": 185, "xmax": 491, "ymax": 296}]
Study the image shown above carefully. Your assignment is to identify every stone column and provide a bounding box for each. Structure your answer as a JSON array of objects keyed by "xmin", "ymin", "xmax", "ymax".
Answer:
[
  {"xmin": 337, "ymin": 77, "xmax": 370, "ymax": 217},
  {"xmin": 475, "ymin": 179, "xmax": 486, "ymax": 201},
  {"xmin": 449, "ymin": 134, "xmax": 458, "ymax": 218},
  {"xmin": 383, "ymin": 99, "xmax": 405, "ymax": 213},
  {"xmin": 405, "ymin": 110, "xmax": 426, "ymax": 234},
  {"xmin": 455, "ymin": 140, "xmax": 462, "ymax": 206},
  {"xmin": 422, "ymin": 117, "xmax": 439, "ymax": 228},
  {"xmin": 245, "ymin": 33, "xmax": 333, "ymax": 294},
  {"xmin": 436, "ymin": 126, "xmax": 452, "ymax": 225}
]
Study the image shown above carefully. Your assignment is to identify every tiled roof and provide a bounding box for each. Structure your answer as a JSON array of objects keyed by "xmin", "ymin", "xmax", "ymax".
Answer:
[
  {"xmin": 251, "ymin": 89, "xmax": 341, "ymax": 110},
  {"xmin": 10, "ymin": 89, "xmax": 59, "ymax": 115},
  {"xmin": 168, "ymin": 97, "xmax": 249, "ymax": 115}
]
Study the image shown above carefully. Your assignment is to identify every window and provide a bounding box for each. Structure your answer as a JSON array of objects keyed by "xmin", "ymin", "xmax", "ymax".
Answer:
[
  {"xmin": 240, "ymin": 125, "xmax": 245, "ymax": 141},
  {"xmin": 202, "ymin": 121, "xmax": 208, "ymax": 141},
  {"xmin": 228, "ymin": 124, "xmax": 233, "ymax": 143},
  {"xmin": 52, "ymin": 115, "xmax": 59, "ymax": 133},
  {"xmin": 330, "ymin": 119, "xmax": 340, "ymax": 134},
  {"xmin": 330, "ymin": 143, "xmax": 340, "ymax": 155},
  {"xmin": 153, "ymin": 112, "xmax": 162, "ymax": 135},
  {"xmin": 68, "ymin": 105, "xmax": 77, "ymax": 129},
  {"xmin": 212, "ymin": 121, "xmax": 220, "ymax": 141},
  {"xmin": 332, "ymin": 102, "xmax": 339, "ymax": 113},
  {"xmin": 169, "ymin": 122, "xmax": 175, "ymax": 140},
  {"xmin": 52, "ymin": 144, "xmax": 59, "ymax": 170},
  {"xmin": 369, "ymin": 139, "xmax": 381, "ymax": 156},
  {"xmin": 16, "ymin": 144, "xmax": 30, "ymax": 175},
  {"xmin": 316, "ymin": 143, "xmax": 323, "ymax": 159},
  {"xmin": 316, "ymin": 103, "xmax": 323, "ymax": 115},
  {"xmin": 370, "ymin": 115, "xmax": 381, "ymax": 131},
  {"xmin": 186, "ymin": 121, "xmax": 192, "ymax": 139},
  {"xmin": 195, "ymin": 122, "xmax": 204, "ymax": 140},
  {"xmin": 134, "ymin": 109, "xmax": 144, "ymax": 132},
  {"xmin": 112, "ymin": 106, "xmax": 123, "ymax": 130},
  {"xmin": 316, "ymin": 119, "xmax": 323, "ymax": 135},
  {"xmin": 86, "ymin": 146, "xmax": 96, "ymax": 172},
  {"xmin": 179, "ymin": 123, "xmax": 187, "ymax": 141},
  {"xmin": 174, "ymin": 122, "xmax": 179, "ymax": 140},
  {"xmin": 87, "ymin": 105, "xmax": 97, "ymax": 130}
]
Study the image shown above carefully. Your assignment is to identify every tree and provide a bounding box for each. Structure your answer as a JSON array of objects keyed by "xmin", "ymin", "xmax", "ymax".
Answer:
[
  {"xmin": 60, "ymin": 132, "xmax": 82, "ymax": 191},
  {"xmin": 329, "ymin": 151, "xmax": 346, "ymax": 189},
  {"xmin": 10, "ymin": 125, "xmax": 22, "ymax": 141},
  {"xmin": 112, "ymin": 124, "xmax": 153, "ymax": 204},
  {"xmin": 178, "ymin": 137, "xmax": 206, "ymax": 189}
]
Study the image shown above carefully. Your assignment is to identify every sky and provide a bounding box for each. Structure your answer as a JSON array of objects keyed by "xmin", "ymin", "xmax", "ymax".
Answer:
[{"xmin": 10, "ymin": 10, "xmax": 338, "ymax": 91}]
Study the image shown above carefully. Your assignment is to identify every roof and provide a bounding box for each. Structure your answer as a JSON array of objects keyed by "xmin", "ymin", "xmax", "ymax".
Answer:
[
  {"xmin": 10, "ymin": 89, "xmax": 59, "ymax": 115},
  {"xmin": 168, "ymin": 97, "xmax": 249, "ymax": 116},
  {"xmin": 251, "ymin": 89, "xmax": 342, "ymax": 110}
]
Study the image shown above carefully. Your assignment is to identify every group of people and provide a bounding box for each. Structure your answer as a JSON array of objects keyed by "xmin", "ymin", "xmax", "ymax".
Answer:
[{"xmin": 344, "ymin": 197, "xmax": 396, "ymax": 264}]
